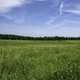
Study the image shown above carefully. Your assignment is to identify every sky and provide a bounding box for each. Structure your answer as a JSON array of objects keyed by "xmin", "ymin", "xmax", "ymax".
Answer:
[{"xmin": 0, "ymin": 0, "xmax": 80, "ymax": 37}]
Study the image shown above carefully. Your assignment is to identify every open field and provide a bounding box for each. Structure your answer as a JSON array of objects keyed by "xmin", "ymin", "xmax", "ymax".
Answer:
[{"xmin": 0, "ymin": 40, "xmax": 80, "ymax": 80}]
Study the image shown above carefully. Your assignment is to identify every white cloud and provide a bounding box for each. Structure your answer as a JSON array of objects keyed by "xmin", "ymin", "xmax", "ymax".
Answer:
[
  {"xmin": 0, "ymin": 0, "xmax": 30, "ymax": 13},
  {"xmin": 64, "ymin": 9, "xmax": 80, "ymax": 15},
  {"xmin": 0, "ymin": 0, "xmax": 48, "ymax": 13},
  {"xmin": 59, "ymin": 1, "xmax": 64, "ymax": 16},
  {"xmin": 63, "ymin": 2, "xmax": 80, "ymax": 15},
  {"xmin": 45, "ymin": 17, "xmax": 57, "ymax": 25}
]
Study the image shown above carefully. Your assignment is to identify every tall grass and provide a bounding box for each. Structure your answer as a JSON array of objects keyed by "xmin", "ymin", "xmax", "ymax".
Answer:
[{"xmin": 0, "ymin": 40, "xmax": 80, "ymax": 80}]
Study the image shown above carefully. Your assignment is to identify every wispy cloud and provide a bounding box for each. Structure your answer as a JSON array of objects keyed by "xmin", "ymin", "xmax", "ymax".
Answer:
[
  {"xmin": 64, "ymin": 9, "xmax": 80, "ymax": 15},
  {"xmin": 63, "ymin": 2, "xmax": 80, "ymax": 15},
  {"xmin": 36, "ymin": 0, "xmax": 47, "ymax": 1},
  {"xmin": 1, "ymin": 13, "xmax": 26, "ymax": 25},
  {"xmin": 45, "ymin": 17, "xmax": 56, "ymax": 25},
  {"xmin": 59, "ymin": 1, "xmax": 64, "ymax": 16},
  {"xmin": 0, "ymin": 0, "xmax": 48, "ymax": 13},
  {"xmin": 0, "ymin": 0, "xmax": 30, "ymax": 13},
  {"xmin": 45, "ymin": 0, "xmax": 65, "ymax": 25}
]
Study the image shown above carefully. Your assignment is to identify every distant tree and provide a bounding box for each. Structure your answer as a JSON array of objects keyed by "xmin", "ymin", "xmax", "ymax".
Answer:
[{"xmin": 0, "ymin": 34, "xmax": 80, "ymax": 40}]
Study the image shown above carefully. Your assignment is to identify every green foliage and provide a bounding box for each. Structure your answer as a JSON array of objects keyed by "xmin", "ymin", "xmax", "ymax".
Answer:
[{"xmin": 0, "ymin": 40, "xmax": 80, "ymax": 80}]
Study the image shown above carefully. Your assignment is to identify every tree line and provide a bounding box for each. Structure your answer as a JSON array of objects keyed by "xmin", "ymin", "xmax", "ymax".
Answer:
[{"xmin": 0, "ymin": 34, "xmax": 80, "ymax": 40}]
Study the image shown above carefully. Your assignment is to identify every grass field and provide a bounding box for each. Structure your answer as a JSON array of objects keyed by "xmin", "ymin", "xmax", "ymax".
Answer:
[{"xmin": 0, "ymin": 40, "xmax": 80, "ymax": 80}]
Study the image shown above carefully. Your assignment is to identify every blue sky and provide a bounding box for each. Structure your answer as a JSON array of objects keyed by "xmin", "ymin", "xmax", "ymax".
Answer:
[{"xmin": 0, "ymin": 0, "xmax": 80, "ymax": 37}]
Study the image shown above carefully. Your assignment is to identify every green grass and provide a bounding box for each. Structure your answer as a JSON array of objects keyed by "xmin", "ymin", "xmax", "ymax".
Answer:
[{"xmin": 0, "ymin": 40, "xmax": 80, "ymax": 80}]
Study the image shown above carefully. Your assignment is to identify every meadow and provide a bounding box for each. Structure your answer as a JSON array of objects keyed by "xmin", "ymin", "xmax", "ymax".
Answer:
[{"xmin": 0, "ymin": 40, "xmax": 80, "ymax": 80}]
